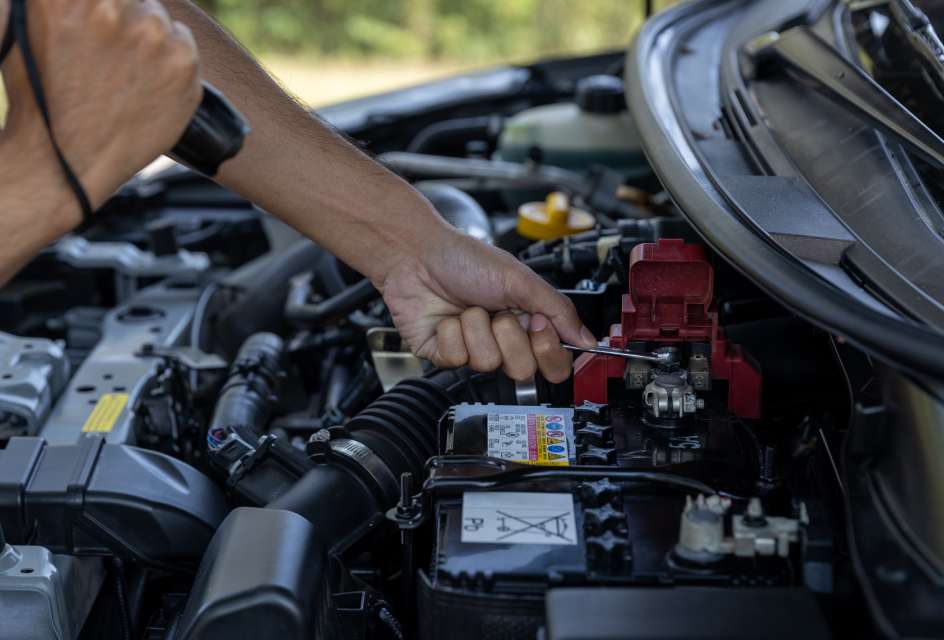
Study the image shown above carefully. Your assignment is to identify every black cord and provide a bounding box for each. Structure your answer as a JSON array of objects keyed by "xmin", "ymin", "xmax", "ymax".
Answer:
[
  {"xmin": 376, "ymin": 606, "xmax": 405, "ymax": 640},
  {"xmin": 0, "ymin": 13, "xmax": 14, "ymax": 63},
  {"xmin": 425, "ymin": 456, "xmax": 720, "ymax": 495},
  {"xmin": 8, "ymin": 0, "xmax": 95, "ymax": 226}
]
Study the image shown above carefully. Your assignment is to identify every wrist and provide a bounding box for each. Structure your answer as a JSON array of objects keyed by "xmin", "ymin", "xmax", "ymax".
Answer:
[
  {"xmin": 366, "ymin": 200, "xmax": 460, "ymax": 290},
  {"xmin": 0, "ymin": 130, "xmax": 82, "ymax": 239}
]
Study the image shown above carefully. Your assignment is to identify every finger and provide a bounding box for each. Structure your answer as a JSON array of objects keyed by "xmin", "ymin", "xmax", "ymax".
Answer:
[
  {"xmin": 137, "ymin": 0, "xmax": 174, "ymax": 29},
  {"xmin": 168, "ymin": 20, "xmax": 201, "ymax": 89},
  {"xmin": 515, "ymin": 311, "xmax": 531, "ymax": 331},
  {"xmin": 170, "ymin": 19, "xmax": 199, "ymax": 55},
  {"xmin": 431, "ymin": 317, "xmax": 468, "ymax": 369},
  {"xmin": 492, "ymin": 312, "xmax": 537, "ymax": 381},
  {"xmin": 460, "ymin": 307, "xmax": 502, "ymax": 372},
  {"xmin": 506, "ymin": 267, "xmax": 597, "ymax": 349},
  {"xmin": 529, "ymin": 313, "xmax": 573, "ymax": 384}
]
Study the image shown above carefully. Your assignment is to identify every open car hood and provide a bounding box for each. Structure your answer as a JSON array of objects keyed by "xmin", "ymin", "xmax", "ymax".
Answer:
[{"xmin": 626, "ymin": 0, "xmax": 944, "ymax": 384}]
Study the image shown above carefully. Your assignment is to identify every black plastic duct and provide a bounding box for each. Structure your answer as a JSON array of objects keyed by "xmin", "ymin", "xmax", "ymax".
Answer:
[
  {"xmin": 211, "ymin": 239, "xmax": 324, "ymax": 357},
  {"xmin": 173, "ymin": 507, "xmax": 326, "ymax": 640},
  {"xmin": 268, "ymin": 377, "xmax": 453, "ymax": 548},
  {"xmin": 207, "ymin": 332, "xmax": 285, "ymax": 439},
  {"xmin": 0, "ymin": 436, "xmax": 228, "ymax": 570},
  {"xmin": 406, "ymin": 115, "xmax": 502, "ymax": 155},
  {"xmin": 188, "ymin": 360, "xmax": 505, "ymax": 639}
]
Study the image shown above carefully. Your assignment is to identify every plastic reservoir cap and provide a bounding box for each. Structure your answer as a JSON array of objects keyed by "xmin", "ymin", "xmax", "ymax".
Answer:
[
  {"xmin": 576, "ymin": 75, "xmax": 627, "ymax": 114},
  {"xmin": 517, "ymin": 192, "xmax": 595, "ymax": 240}
]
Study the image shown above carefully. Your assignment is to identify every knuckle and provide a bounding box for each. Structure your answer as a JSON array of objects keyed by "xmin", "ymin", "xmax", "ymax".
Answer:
[
  {"xmin": 532, "ymin": 339, "xmax": 553, "ymax": 357},
  {"xmin": 136, "ymin": 14, "xmax": 168, "ymax": 45},
  {"xmin": 468, "ymin": 359, "xmax": 491, "ymax": 373},
  {"xmin": 436, "ymin": 322, "xmax": 467, "ymax": 368},
  {"xmin": 543, "ymin": 367, "xmax": 570, "ymax": 384},
  {"xmin": 90, "ymin": 0, "xmax": 121, "ymax": 26},
  {"xmin": 470, "ymin": 351, "xmax": 502, "ymax": 373},
  {"xmin": 504, "ymin": 360, "xmax": 537, "ymax": 382},
  {"xmin": 504, "ymin": 271, "xmax": 529, "ymax": 299},
  {"xmin": 460, "ymin": 306, "xmax": 488, "ymax": 325},
  {"xmin": 442, "ymin": 350, "xmax": 467, "ymax": 368},
  {"xmin": 171, "ymin": 41, "xmax": 200, "ymax": 75},
  {"xmin": 483, "ymin": 352, "xmax": 503, "ymax": 371},
  {"xmin": 558, "ymin": 295, "xmax": 578, "ymax": 318},
  {"xmin": 491, "ymin": 314, "xmax": 520, "ymax": 339}
]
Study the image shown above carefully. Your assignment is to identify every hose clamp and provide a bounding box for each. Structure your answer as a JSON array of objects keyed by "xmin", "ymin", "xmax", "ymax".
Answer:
[{"xmin": 329, "ymin": 438, "xmax": 400, "ymax": 505}]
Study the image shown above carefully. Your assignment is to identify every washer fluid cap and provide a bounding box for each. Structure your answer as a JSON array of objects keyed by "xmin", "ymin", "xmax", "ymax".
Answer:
[
  {"xmin": 517, "ymin": 192, "xmax": 595, "ymax": 240},
  {"xmin": 576, "ymin": 75, "xmax": 627, "ymax": 114}
]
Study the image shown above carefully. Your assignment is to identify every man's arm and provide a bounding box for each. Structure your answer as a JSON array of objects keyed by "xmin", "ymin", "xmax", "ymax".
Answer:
[
  {"xmin": 163, "ymin": 1, "xmax": 597, "ymax": 382},
  {"xmin": 162, "ymin": 0, "xmax": 449, "ymax": 284},
  {"xmin": 0, "ymin": 138, "xmax": 77, "ymax": 283}
]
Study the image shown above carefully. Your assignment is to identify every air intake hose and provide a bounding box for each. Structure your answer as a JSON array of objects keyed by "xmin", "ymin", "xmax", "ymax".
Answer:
[
  {"xmin": 207, "ymin": 332, "xmax": 284, "ymax": 441},
  {"xmin": 268, "ymin": 377, "xmax": 453, "ymax": 549},
  {"xmin": 206, "ymin": 331, "xmax": 496, "ymax": 551},
  {"xmin": 184, "ymin": 346, "xmax": 502, "ymax": 639},
  {"xmin": 206, "ymin": 332, "xmax": 313, "ymax": 504}
]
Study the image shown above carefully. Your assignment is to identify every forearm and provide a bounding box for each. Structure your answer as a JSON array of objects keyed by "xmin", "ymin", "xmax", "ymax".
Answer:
[
  {"xmin": 0, "ymin": 137, "xmax": 76, "ymax": 284},
  {"xmin": 163, "ymin": 0, "xmax": 454, "ymax": 284}
]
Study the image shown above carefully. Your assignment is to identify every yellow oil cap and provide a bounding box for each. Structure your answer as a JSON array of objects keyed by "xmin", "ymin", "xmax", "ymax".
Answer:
[{"xmin": 517, "ymin": 192, "xmax": 595, "ymax": 240}]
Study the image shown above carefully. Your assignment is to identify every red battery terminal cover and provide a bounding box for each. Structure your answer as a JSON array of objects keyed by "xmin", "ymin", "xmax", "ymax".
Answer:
[{"xmin": 573, "ymin": 239, "xmax": 762, "ymax": 419}]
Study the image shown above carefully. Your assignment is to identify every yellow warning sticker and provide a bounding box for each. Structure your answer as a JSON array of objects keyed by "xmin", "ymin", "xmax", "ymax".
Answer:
[
  {"xmin": 82, "ymin": 393, "xmax": 129, "ymax": 433},
  {"xmin": 484, "ymin": 408, "xmax": 573, "ymax": 466}
]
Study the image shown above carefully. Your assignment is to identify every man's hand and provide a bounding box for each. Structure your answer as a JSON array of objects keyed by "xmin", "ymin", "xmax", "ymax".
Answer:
[
  {"xmin": 1, "ymin": 0, "xmax": 202, "ymax": 224},
  {"xmin": 378, "ymin": 229, "xmax": 598, "ymax": 383}
]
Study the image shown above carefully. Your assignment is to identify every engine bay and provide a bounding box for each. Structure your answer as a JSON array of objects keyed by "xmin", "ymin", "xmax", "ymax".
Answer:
[{"xmin": 0, "ymin": 58, "xmax": 855, "ymax": 640}]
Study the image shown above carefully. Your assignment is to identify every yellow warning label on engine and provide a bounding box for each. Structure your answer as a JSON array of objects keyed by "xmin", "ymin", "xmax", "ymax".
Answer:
[
  {"xmin": 82, "ymin": 393, "xmax": 129, "ymax": 433},
  {"xmin": 485, "ymin": 409, "xmax": 572, "ymax": 466}
]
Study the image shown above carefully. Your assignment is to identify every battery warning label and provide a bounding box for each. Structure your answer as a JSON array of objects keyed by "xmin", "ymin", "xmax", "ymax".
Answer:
[
  {"xmin": 461, "ymin": 491, "xmax": 578, "ymax": 545},
  {"xmin": 481, "ymin": 406, "xmax": 574, "ymax": 466}
]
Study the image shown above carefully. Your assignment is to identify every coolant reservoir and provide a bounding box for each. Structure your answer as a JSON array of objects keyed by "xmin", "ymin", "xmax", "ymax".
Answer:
[{"xmin": 496, "ymin": 75, "xmax": 648, "ymax": 179}]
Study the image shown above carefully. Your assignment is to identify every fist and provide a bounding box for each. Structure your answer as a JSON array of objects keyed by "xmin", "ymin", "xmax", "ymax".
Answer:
[
  {"xmin": 380, "ymin": 229, "xmax": 598, "ymax": 384},
  {"xmin": 1, "ymin": 0, "xmax": 202, "ymax": 223}
]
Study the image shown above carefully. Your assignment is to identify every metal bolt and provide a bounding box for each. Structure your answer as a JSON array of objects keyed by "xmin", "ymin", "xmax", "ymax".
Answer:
[
  {"xmin": 654, "ymin": 346, "xmax": 680, "ymax": 368},
  {"xmin": 744, "ymin": 497, "xmax": 767, "ymax": 527},
  {"xmin": 310, "ymin": 429, "xmax": 331, "ymax": 443},
  {"xmin": 397, "ymin": 472, "xmax": 414, "ymax": 515},
  {"xmin": 305, "ymin": 428, "xmax": 333, "ymax": 459}
]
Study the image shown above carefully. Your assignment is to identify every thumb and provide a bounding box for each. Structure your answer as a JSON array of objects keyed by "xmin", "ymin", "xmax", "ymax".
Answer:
[{"xmin": 507, "ymin": 266, "xmax": 597, "ymax": 349}]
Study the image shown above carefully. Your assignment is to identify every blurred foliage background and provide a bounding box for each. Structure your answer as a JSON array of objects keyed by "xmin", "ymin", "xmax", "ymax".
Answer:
[
  {"xmin": 0, "ymin": 2, "xmax": 669, "ymax": 118},
  {"xmin": 196, "ymin": 0, "xmax": 671, "ymax": 105},
  {"xmin": 199, "ymin": 0, "xmax": 651, "ymax": 62}
]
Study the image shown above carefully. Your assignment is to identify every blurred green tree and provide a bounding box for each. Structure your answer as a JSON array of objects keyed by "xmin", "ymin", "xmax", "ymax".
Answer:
[{"xmin": 192, "ymin": 0, "xmax": 664, "ymax": 61}]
